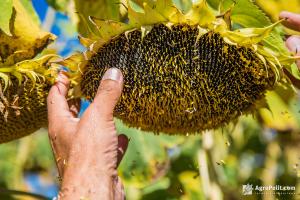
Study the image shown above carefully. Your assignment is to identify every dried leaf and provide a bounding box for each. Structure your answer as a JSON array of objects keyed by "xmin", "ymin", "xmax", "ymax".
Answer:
[{"xmin": 0, "ymin": 0, "xmax": 56, "ymax": 66}]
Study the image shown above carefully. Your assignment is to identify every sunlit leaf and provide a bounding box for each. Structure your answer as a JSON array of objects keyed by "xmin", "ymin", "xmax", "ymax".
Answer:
[
  {"xmin": 0, "ymin": 0, "xmax": 13, "ymax": 35},
  {"xmin": 19, "ymin": 0, "xmax": 40, "ymax": 24},
  {"xmin": 229, "ymin": 0, "xmax": 271, "ymax": 28},
  {"xmin": 172, "ymin": 0, "xmax": 193, "ymax": 14},
  {"xmin": 256, "ymin": 0, "xmax": 300, "ymax": 22},
  {"xmin": 259, "ymin": 91, "xmax": 299, "ymax": 131},
  {"xmin": 208, "ymin": 0, "xmax": 271, "ymax": 27},
  {"xmin": 116, "ymin": 120, "xmax": 185, "ymax": 188},
  {"xmin": 129, "ymin": 0, "xmax": 145, "ymax": 13},
  {"xmin": 73, "ymin": 0, "xmax": 122, "ymax": 37},
  {"xmin": 0, "ymin": 0, "xmax": 56, "ymax": 66},
  {"xmin": 178, "ymin": 171, "xmax": 205, "ymax": 200}
]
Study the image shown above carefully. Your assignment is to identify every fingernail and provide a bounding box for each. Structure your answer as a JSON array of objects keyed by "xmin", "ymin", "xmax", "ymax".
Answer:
[{"xmin": 102, "ymin": 68, "xmax": 123, "ymax": 83}]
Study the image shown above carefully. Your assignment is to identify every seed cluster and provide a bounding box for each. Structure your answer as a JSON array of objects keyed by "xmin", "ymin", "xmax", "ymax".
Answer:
[
  {"xmin": 81, "ymin": 24, "xmax": 275, "ymax": 134},
  {"xmin": 0, "ymin": 78, "xmax": 49, "ymax": 143}
]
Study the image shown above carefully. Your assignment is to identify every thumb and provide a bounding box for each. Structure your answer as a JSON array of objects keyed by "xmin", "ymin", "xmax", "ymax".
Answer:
[{"xmin": 92, "ymin": 68, "xmax": 124, "ymax": 120}]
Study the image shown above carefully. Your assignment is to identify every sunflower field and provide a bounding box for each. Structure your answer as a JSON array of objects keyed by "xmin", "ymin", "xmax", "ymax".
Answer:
[{"xmin": 0, "ymin": 0, "xmax": 299, "ymax": 200}]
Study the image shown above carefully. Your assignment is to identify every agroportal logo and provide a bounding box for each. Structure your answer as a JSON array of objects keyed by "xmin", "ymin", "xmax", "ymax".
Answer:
[
  {"xmin": 242, "ymin": 183, "xmax": 296, "ymax": 196},
  {"xmin": 242, "ymin": 184, "xmax": 254, "ymax": 195}
]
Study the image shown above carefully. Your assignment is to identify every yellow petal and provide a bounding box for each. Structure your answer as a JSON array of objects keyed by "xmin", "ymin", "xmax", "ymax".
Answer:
[{"xmin": 128, "ymin": 1, "xmax": 167, "ymax": 25}]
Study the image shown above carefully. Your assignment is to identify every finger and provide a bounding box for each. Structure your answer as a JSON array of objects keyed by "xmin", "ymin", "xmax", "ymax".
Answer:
[
  {"xmin": 285, "ymin": 35, "xmax": 300, "ymax": 68},
  {"xmin": 91, "ymin": 68, "xmax": 124, "ymax": 120},
  {"xmin": 47, "ymin": 72, "xmax": 72, "ymax": 135},
  {"xmin": 280, "ymin": 11, "xmax": 300, "ymax": 32},
  {"xmin": 117, "ymin": 134, "xmax": 129, "ymax": 167}
]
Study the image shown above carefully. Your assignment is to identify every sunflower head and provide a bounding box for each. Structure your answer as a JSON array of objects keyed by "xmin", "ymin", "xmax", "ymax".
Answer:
[{"xmin": 61, "ymin": 0, "xmax": 300, "ymax": 134}]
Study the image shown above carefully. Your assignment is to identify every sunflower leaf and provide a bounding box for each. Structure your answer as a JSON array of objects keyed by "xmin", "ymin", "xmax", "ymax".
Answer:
[
  {"xmin": 259, "ymin": 91, "xmax": 299, "ymax": 131},
  {"xmin": 129, "ymin": 0, "xmax": 145, "ymax": 13},
  {"xmin": 172, "ymin": 0, "xmax": 193, "ymax": 14},
  {"xmin": 0, "ymin": 0, "xmax": 13, "ymax": 35},
  {"xmin": 0, "ymin": 0, "xmax": 56, "ymax": 66},
  {"xmin": 74, "ymin": 0, "xmax": 122, "ymax": 37},
  {"xmin": 229, "ymin": 0, "xmax": 271, "ymax": 28}
]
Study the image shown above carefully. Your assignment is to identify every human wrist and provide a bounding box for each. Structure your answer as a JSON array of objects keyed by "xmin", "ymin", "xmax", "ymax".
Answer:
[{"xmin": 59, "ymin": 163, "xmax": 115, "ymax": 200}]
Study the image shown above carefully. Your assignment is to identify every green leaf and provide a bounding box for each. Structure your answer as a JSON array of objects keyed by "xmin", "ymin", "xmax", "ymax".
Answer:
[
  {"xmin": 74, "ymin": 0, "xmax": 122, "ymax": 37},
  {"xmin": 20, "ymin": 0, "xmax": 40, "ymax": 24},
  {"xmin": 256, "ymin": 0, "xmax": 300, "ymax": 22},
  {"xmin": 116, "ymin": 120, "xmax": 185, "ymax": 188},
  {"xmin": 207, "ymin": 0, "xmax": 271, "ymax": 28},
  {"xmin": 230, "ymin": 0, "xmax": 271, "ymax": 28},
  {"xmin": 224, "ymin": 20, "xmax": 282, "ymax": 46},
  {"xmin": 290, "ymin": 63, "xmax": 300, "ymax": 80},
  {"xmin": 259, "ymin": 91, "xmax": 299, "ymax": 131},
  {"xmin": 46, "ymin": 0, "xmax": 70, "ymax": 12},
  {"xmin": 129, "ymin": 0, "xmax": 145, "ymax": 13},
  {"xmin": 172, "ymin": 0, "xmax": 193, "ymax": 14},
  {"xmin": 178, "ymin": 171, "xmax": 205, "ymax": 200},
  {"xmin": 206, "ymin": 0, "xmax": 221, "ymax": 10},
  {"xmin": 262, "ymin": 30, "xmax": 290, "ymax": 57},
  {"xmin": 0, "ymin": 0, "xmax": 13, "ymax": 35}
]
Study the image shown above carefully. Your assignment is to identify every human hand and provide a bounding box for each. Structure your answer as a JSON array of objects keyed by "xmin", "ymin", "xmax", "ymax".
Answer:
[
  {"xmin": 47, "ymin": 68, "xmax": 128, "ymax": 200},
  {"xmin": 279, "ymin": 11, "xmax": 300, "ymax": 68}
]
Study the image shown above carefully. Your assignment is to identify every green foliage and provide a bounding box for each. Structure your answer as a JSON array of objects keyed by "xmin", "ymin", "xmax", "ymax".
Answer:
[
  {"xmin": 46, "ymin": 0, "xmax": 70, "ymax": 12},
  {"xmin": 20, "ymin": 0, "xmax": 41, "ymax": 24},
  {"xmin": 230, "ymin": 0, "xmax": 271, "ymax": 27},
  {"xmin": 256, "ymin": 0, "xmax": 300, "ymax": 22},
  {"xmin": 116, "ymin": 120, "xmax": 186, "ymax": 187},
  {"xmin": 74, "ymin": 0, "xmax": 122, "ymax": 37},
  {"xmin": 0, "ymin": 0, "xmax": 55, "ymax": 66},
  {"xmin": 0, "ymin": 0, "xmax": 13, "ymax": 35},
  {"xmin": 0, "ymin": 141, "xmax": 19, "ymax": 187},
  {"xmin": 172, "ymin": 0, "xmax": 193, "ymax": 14},
  {"xmin": 129, "ymin": 0, "xmax": 145, "ymax": 13},
  {"xmin": 207, "ymin": 0, "xmax": 271, "ymax": 27}
]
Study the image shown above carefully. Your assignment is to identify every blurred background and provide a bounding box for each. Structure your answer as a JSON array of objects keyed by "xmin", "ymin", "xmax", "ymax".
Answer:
[{"xmin": 0, "ymin": 0, "xmax": 299, "ymax": 200}]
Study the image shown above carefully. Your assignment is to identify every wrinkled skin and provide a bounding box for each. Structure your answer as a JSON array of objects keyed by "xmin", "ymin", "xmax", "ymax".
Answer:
[{"xmin": 47, "ymin": 68, "xmax": 128, "ymax": 200}]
